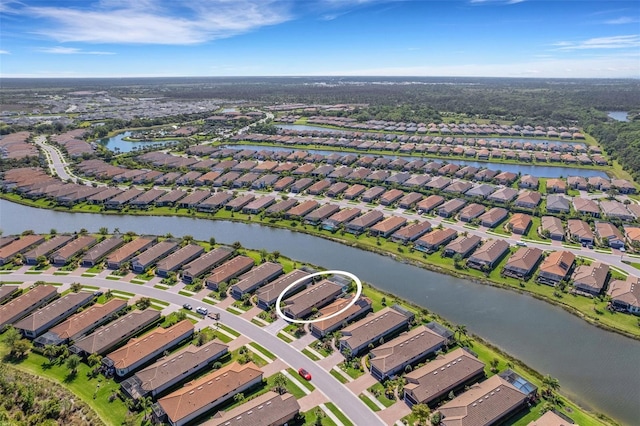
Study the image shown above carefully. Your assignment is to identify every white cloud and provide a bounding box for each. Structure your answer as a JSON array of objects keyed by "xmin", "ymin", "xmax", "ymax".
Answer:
[
  {"xmin": 319, "ymin": 56, "xmax": 640, "ymax": 78},
  {"xmin": 38, "ymin": 46, "xmax": 115, "ymax": 55},
  {"xmin": 604, "ymin": 16, "xmax": 640, "ymax": 25},
  {"xmin": 29, "ymin": 0, "xmax": 292, "ymax": 45},
  {"xmin": 0, "ymin": 50, "xmax": 10, "ymax": 54},
  {"xmin": 553, "ymin": 35, "xmax": 640, "ymax": 50}
]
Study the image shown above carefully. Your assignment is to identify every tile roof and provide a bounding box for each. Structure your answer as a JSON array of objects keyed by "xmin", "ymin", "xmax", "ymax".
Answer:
[
  {"xmin": 370, "ymin": 326, "xmax": 445, "ymax": 376},
  {"xmin": 46, "ymin": 299, "xmax": 127, "ymax": 341},
  {"xmin": 157, "ymin": 362, "xmax": 263, "ymax": 425},
  {"xmin": 13, "ymin": 291, "xmax": 94, "ymax": 333}
]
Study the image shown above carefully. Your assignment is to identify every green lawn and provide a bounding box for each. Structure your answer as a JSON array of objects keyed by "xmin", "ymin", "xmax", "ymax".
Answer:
[
  {"xmin": 250, "ymin": 318, "xmax": 266, "ymax": 327},
  {"xmin": 248, "ymin": 342, "xmax": 276, "ymax": 361},
  {"xmin": 302, "ymin": 348, "xmax": 321, "ymax": 361},
  {"xmin": 368, "ymin": 382, "xmax": 396, "ymax": 407},
  {"xmin": 0, "ymin": 340, "xmax": 137, "ymax": 426},
  {"xmin": 217, "ymin": 323, "xmax": 240, "ymax": 337},
  {"xmin": 324, "ymin": 402, "xmax": 354, "ymax": 426},
  {"xmin": 286, "ymin": 368, "xmax": 315, "ymax": 392},
  {"xmin": 302, "ymin": 407, "xmax": 338, "ymax": 426},
  {"xmin": 277, "ymin": 332, "xmax": 293, "ymax": 343},
  {"xmin": 339, "ymin": 361, "xmax": 365, "ymax": 380},
  {"xmin": 359, "ymin": 393, "xmax": 381, "ymax": 412},
  {"xmin": 330, "ymin": 369, "xmax": 349, "ymax": 384}
]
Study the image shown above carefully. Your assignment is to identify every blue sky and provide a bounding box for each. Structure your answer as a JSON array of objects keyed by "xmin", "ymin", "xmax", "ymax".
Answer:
[{"xmin": 1, "ymin": 0, "xmax": 638, "ymax": 78}]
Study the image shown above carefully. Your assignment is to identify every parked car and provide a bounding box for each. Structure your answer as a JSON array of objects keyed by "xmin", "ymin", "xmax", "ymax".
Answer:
[
  {"xmin": 298, "ymin": 368, "xmax": 312, "ymax": 381},
  {"xmin": 183, "ymin": 303, "xmax": 192, "ymax": 310},
  {"xmin": 516, "ymin": 241, "xmax": 527, "ymax": 247},
  {"xmin": 196, "ymin": 306, "xmax": 208, "ymax": 315}
]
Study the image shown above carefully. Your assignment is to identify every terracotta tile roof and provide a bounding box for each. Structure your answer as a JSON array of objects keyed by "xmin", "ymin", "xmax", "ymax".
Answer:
[
  {"xmin": 157, "ymin": 362, "xmax": 263, "ymax": 425},
  {"xmin": 283, "ymin": 279, "xmax": 343, "ymax": 318},
  {"xmin": 340, "ymin": 307, "xmax": 410, "ymax": 351},
  {"xmin": 539, "ymin": 251, "xmax": 575, "ymax": 278},
  {"xmin": 13, "ymin": 291, "xmax": 94, "ymax": 333},
  {"xmin": 369, "ymin": 326, "xmax": 445, "ymax": 376},
  {"xmin": 310, "ymin": 296, "xmax": 372, "ymax": 335},
  {"xmin": 404, "ymin": 348, "xmax": 485, "ymax": 405},
  {"xmin": 203, "ymin": 391, "xmax": 300, "ymax": 426},
  {"xmin": 105, "ymin": 320, "xmax": 194, "ymax": 370},
  {"xmin": 438, "ymin": 374, "xmax": 527, "ymax": 426},
  {"xmin": 607, "ymin": 275, "xmax": 640, "ymax": 309},
  {"xmin": 47, "ymin": 299, "xmax": 127, "ymax": 341},
  {"xmin": 106, "ymin": 237, "xmax": 155, "ymax": 264},
  {"xmin": 0, "ymin": 285, "xmax": 58, "ymax": 328},
  {"xmin": 572, "ymin": 262, "xmax": 609, "ymax": 293},
  {"xmin": 527, "ymin": 410, "xmax": 575, "ymax": 426},
  {"xmin": 504, "ymin": 247, "xmax": 543, "ymax": 273}
]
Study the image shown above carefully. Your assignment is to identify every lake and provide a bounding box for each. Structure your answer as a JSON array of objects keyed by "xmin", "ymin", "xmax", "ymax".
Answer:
[
  {"xmin": 227, "ymin": 144, "xmax": 608, "ymax": 179},
  {"xmin": 0, "ymin": 200, "xmax": 638, "ymax": 424},
  {"xmin": 98, "ymin": 132, "xmax": 180, "ymax": 153},
  {"xmin": 607, "ymin": 111, "xmax": 629, "ymax": 122}
]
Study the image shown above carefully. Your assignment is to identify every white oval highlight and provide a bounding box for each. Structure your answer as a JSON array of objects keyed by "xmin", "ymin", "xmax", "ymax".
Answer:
[{"xmin": 275, "ymin": 270, "xmax": 362, "ymax": 324}]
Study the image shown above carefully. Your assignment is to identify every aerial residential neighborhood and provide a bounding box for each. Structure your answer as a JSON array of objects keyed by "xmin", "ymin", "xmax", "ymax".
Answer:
[{"xmin": 1, "ymin": 1, "xmax": 639, "ymax": 425}]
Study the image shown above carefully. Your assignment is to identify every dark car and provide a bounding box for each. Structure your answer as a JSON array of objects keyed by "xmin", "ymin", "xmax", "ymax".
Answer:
[
  {"xmin": 183, "ymin": 303, "xmax": 192, "ymax": 310},
  {"xmin": 298, "ymin": 368, "xmax": 312, "ymax": 381}
]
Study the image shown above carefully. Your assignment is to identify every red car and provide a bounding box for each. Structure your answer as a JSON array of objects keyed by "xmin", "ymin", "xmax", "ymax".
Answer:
[{"xmin": 298, "ymin": 368, "xmax": 312, "ymax": 381}]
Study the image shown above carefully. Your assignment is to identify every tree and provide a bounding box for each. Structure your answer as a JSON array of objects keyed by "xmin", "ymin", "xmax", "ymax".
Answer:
[
  {"xmin": 273, "ymin": 373, "xmax": 288, "ymax": 395},
  {"xmin": 412, "ymin": 403, "xmax": 431, "ymax": 425},
  {"xmin": 4, "ymin": 326, "xmax": 21, "ymax": 348},
  {"xmin": 36, "ymin": 255, "xmax": 48, "ymax": 269},
  {"xmin": 139, "ymin": 396, "xmax": 153, "ymax": 421},
  {"xmin": 87, "ymin": 353, "xmax": 102, "ymax": 368},
  {"xmin": 43, "ymin": 344, "xmax": 58, "ymax": 364},
  {"xmin": 490, "ymin": 358, "xmax": 500, "ymax": 373},
  {"xmin": 541, "ymin": 375, "xmax": 560, "ymax": 398},
  {"xmin": 66, "ymin": 354, "xmax": 81, "ymax": 375},
  {"xmin": 430, "ymin": 411, "xmax": 442, "ymax": 425},
  {"xmin": 136, "ymin": 297, "xmax": 152, "ymax": 310},
  {"xmin": 11, "ymin": 339, "xmax": 32, "ymax": 359},
  {"xmin": 209, "ymin": 237, "xmax": 216, "ymax": 247},
  {"xmin": 233, "ymin": 392, "xmax": 245, "ymax": 403},
  {"xmin": 454, "ymin": 324, "xmax": 468, "ymax": 343},
  {"xmin": 98, "ymin": 227, "xmax": 109, "ymax": 235},
  {"xmin": 70, "ymin": 282, "xmax": 83, "ymax": 293},
  {"xmin": 314, "ymin": 407, "xmax": 325, "ymax": 426}
]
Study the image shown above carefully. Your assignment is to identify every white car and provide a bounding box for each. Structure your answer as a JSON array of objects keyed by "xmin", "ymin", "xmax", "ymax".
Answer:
[
  {"xmin": 196, "ymin": 306, "xmax": 208, "ymax": 315},
  {"xmin": 516, "ymin": 241, "xmax": 527, "ymax": 247}
]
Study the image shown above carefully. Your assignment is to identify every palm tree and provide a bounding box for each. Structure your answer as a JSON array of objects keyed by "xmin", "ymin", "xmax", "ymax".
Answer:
[
  {"xmin": 139, "ymin": 396, "xmax": 153, "ymax": 421},
  {"xmin": 66, "ymin": 354, "xmax": 81, "ymax": 375},
  {"xmin": 233, "ymin": 392, "xmax": 245, "ymax": 403},
  {"xmin": 541, "ymin": 375, "xmax": 560, "ymax": 398},
  {"xmin": 454, "ymin": 324, "xmax": 468, "ymax": 343},
  {"xmin": 87, "ymin": 353, "xmax": 102, "ymax": 368},
  {"xmin": 43, "ymin": 344, "xmax": 58, "ymax": 364},
  {"xmin": 273, "ymin": 373, "xmax": 288, "ymax": 395}
]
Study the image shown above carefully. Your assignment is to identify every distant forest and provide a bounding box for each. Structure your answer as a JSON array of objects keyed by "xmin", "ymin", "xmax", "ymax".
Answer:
[{"xmin": 2, "ymin": 76, "xmax": 639, "ymax": 178}]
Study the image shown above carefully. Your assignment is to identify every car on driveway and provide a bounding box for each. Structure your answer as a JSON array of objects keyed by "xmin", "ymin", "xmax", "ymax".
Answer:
[
  {"xmin": 298, "ymin": 368, "xmax": 312, "ymax": 381},
  {"xmin": 183, "ymin": 303, "xmax": 192, "ymax": 310}
]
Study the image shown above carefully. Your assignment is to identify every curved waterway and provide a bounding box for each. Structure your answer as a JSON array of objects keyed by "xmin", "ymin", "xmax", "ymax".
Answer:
[
  {"xmin": 98, "ymin": 131, "xmax": 179, "ymax": 153},
  {"xmin": 0, "ymin": 200, "xmax": 638, "ymax": 424}
]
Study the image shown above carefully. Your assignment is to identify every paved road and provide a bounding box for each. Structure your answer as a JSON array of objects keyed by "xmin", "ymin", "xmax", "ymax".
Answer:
[
  {"xmin": 6, "ymin": 272, "xmax": 386, "ymax": 426},
  {"xmin": 31, "ymin": 133, "xmax": 640, "ymax": 275}
]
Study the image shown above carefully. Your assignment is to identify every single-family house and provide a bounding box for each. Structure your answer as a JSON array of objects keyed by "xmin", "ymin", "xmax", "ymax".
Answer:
[
  {"xmin": 502, "ymin": 247, "xmax": 543, "ymax": 279},
  {"xmin": 391, "ymin": 221, "xmax": 432, "ymax": 244},
  {"xmin": 546, "ymin": 194, "xmax": 571, "ymax": 214},
  {"xmin": 479, "ymin": 207, "xmax": 509, "ymax": 228},
  {"xmin": 567, "ymin": 219, "xmax": 594, "ymax": 245},
  {"xmin": 444, "ymin": 235, "xmax": 482, "ymax": 258},
  {"xmin": 438, "ymin": 198, "xmax": 466, "ymax": 218},
  {"xmin": 467, "ymin": 239, "xmax": 510, "ymax": 271},
  {"xmin": 541, "ymin": 216, "xmax": 565, "ymax": 241},
  {"xmin": 346, "ymin": 210, "xmax": 384, "ymax": 234},
  {"xmin": 416, "ymin": 228, "xmax": 458, "ymax": 253},
  {"xmin": 572, "ymin": 262, "xmax": 609, "ymax": 295},
  {"xmin": 205, "ymin": 256, "xmax": 255, "ymax": 290},
  {"xmin": 607, "ymin": 276, "xmax": 640, "ymax": 314},
  {"xmin": 458, "ymin": 203, "xmax": 485, "ymax": 222},
  {"xmin": 515, "ymin": 191, "xmax": 541, "ymax": 209},
  {"xmin": 369, "ymin": 216, "xmax": 407, "ymax": 238},
  {"xmin": 537, "ymin": 251, "xmax": 575, "ymax": 286},
  {"xmin": 595, "ymin": 222, "xmax": 625, "ymax": 249}
]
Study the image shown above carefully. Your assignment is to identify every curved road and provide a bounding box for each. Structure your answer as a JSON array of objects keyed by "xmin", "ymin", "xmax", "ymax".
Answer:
[{"xmin": 5, "ymin": 272, "xmax": 385, "ymax": 426}]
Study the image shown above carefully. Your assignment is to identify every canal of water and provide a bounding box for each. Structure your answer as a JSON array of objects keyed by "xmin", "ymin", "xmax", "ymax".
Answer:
[{"xmin": 0, "ymin": 200, "xmax": 638, "ymax": 424}]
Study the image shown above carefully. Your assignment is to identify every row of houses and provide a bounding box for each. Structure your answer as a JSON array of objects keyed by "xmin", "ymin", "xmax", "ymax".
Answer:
[
  {"xmin": 0, "ymin": 283, "xmax": 294, "ymax": 426},
  {"xmin": 297, "ymin": 116, "xmax": 585, "ymax": 138},
  {"xmin": 0, "ymin": 131, "xmax": 38, "ymax": 160}
]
